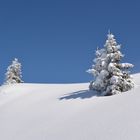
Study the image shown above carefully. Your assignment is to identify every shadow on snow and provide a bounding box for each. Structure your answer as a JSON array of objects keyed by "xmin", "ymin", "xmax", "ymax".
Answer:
[{"xmin": 59, "ymin": 90, "xmax": 98, "ymax": 100}]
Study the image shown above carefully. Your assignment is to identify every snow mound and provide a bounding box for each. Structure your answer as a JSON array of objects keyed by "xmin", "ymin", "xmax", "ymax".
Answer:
[{"xmin": 0, "ymin": 74, "xmax": 140, "ymax": 140}]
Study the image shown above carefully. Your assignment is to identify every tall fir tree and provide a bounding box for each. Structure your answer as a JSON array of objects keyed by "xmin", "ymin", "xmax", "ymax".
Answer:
[
  {"xmin": 87, "ymin": 32, "xmax": 134, "ymax": 96},
  {"xmin": 5, "ymin": 58, "xmax": 23, "ymax": 84}
]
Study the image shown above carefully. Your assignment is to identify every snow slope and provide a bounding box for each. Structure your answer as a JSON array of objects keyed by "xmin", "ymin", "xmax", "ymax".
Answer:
[{"xmin": 0, "ymin": 74, "xmax": 140, "ymax": 140}]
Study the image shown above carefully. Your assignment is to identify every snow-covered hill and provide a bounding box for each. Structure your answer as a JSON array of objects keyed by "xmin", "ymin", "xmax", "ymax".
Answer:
[{"xmin": 0, "ymin": 74, "xmax": 140, "ymax": 140}]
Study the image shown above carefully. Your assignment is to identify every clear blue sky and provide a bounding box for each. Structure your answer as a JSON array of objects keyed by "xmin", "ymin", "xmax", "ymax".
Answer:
[{"xmin": 0, "ymin": 0, "xmax": 140, "ymax": 84}]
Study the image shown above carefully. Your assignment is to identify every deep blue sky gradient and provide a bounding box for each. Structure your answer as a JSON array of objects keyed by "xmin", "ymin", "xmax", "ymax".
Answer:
[{"xmin": 0, "ymin": 0, "xmax": 140, "ymax": 84}]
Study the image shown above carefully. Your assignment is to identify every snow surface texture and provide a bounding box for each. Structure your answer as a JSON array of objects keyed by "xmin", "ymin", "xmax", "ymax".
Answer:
[{"xmin": 0, "ymin": 74, "xmax": 140, "ymax": 140}]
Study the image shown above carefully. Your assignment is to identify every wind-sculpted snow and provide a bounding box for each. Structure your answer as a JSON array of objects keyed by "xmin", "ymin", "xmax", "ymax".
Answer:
[{"xmin": 0, "ymin": 74, "xmax": 140, "ymax": 140}]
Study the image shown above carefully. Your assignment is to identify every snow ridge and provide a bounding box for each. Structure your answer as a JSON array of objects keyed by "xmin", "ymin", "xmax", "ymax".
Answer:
[{"xmin": 0, "ymin": 74, "xmax": 139, "ymax": 140}]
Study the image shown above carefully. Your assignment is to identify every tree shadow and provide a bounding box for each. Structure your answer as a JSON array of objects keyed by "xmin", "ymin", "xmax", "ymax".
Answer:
[{"xmin": 59, "ymin": 90, "xmax": 98, "ymax": 100}]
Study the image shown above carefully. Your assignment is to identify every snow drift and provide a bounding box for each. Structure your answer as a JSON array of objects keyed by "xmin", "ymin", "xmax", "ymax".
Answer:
[{"xmin": 0, "ymin": 74, "xmax": 140, "ymax": 140}]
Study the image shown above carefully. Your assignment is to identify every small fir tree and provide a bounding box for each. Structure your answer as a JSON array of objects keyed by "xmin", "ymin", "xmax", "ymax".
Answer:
[
  {"xmin": 87, "ymin": 32, "xmax": 134, "ymax": 96},
  {"xmin": 5, "ymin": 58, "xmax": 23, "ymax": 84}
]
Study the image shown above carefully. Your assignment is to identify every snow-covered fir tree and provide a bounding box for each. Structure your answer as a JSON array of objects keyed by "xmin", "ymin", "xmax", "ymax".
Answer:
[
  {"xmin": 87, "ymin": 32, "xmax": 134, "ymax": 96},
  {"xmin": 5, "ymin": 58, "xmax": 23, "ymax": 84}
]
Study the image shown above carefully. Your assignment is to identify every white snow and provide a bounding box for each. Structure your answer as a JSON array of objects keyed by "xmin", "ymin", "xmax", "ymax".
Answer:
[{"xmin": 0, "ymin": 74, "xmax": 140, "ymax": 140}]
